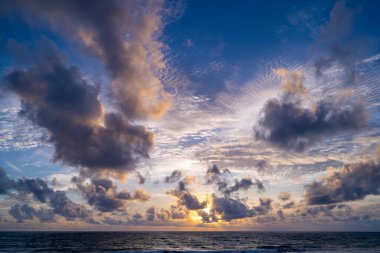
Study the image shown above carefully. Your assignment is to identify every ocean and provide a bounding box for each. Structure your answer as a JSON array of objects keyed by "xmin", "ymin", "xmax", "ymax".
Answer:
[{"xmin": 0, "ymin": 232, "xmax": 379, "ymax": 252}]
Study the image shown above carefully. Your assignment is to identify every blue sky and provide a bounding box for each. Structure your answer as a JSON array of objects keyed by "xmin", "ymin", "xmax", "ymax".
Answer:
[{"xmin": 0, "ymin": 0, "xmax": 380, "ymax": 231}]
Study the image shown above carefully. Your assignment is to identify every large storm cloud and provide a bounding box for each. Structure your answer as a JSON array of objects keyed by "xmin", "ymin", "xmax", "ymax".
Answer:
[{"xmin": 304, "ymin": 160, "xmax": 380, "ymax": 205}]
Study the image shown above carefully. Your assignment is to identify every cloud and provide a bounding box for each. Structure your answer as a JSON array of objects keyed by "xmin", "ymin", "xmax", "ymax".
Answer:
[
  {"xmin": 212, "ymin": 196, "xmax": 252, "ymax": 221},
  {"xmin": 274, "ymin": 68, "xmax": 307, "ymax": 96},
  {"xmin": 205, "ymin": 196, "xmax": 273, "ymax": 222},
  {"xmin": 164, "ymin": 170, "xmax": 183, "ymax": 183},
  {"xmin": 156, "ymin": 209, "xmax": 171, "ymax": 221},
  {"xmin": 9, "ymin": 204, "xmax": 56, "ymax": 223},
  {"xmin": 9, "ymin": 204, "xmax": 36, "ymax": 223},
  {"xmin": 304, "ymin": 160, "xmax": 380, "ymax": 205},
  {"xmin": 314, "ymin": 1, "xmax": 363, "ymax": 86},
  {"xmin": 136, "ymin": 172, "xmax": 146, "ymax": 184},
  {"xmin": 72, "ymin": 175, "xmax": 150, "ymax": 212},
  {"xmin": 278, "ymin": 192, "xmax": 291, "ymax": 201},
  {"xmin": 179, "ymin": 192, "xmax": 207, "ymax": 210},
  {"xmin": 2, "ymin": 49, "xmax": 154, "ymax": 173},
  {"xmin": 219, "ymin": 178, "xmax": 264, "ymax": 196},
  {"xmin": 282, "ymin": 201, "xmax": 295, "ymax": 209},
  {"xmin": 14, "ymin": 178, "xmax": 54, "ymax": 203},
  {"xmin": 168, "ymin": 179, "xmax": 207, "ymax": 211},
  {"xmin": 254, "ymin": 98, "xmax": 367, "ymax": 151},
  {"xmin": 205, "ymin": 165, "xmax": 264, "ymax": 196},
  {"xmin": 0, "ymin": 167, "xmax": 14, "ymax": 194},
  {"xmin": 72, "ymin": 176, "xmax": 123, "ymax": 212},
  {"xmin": 146, "ymin": 207, "xmax": 156, "ymax": 221},
  {"xmin": 205, "ymin": 164, "xmax": 230, "ymax": 184},
  {"xmin": 0, "ymin": 168, "xmax": 92, "ymax": 222},
  {"xmin": 102, "ymin": 217, "xmax": 123, "ymax": 226},
  {"xmin": 277, "ymin": 209, "xmax": 285, "ymax": 220},
  {"xmin": 2, "ymin": 0, "xmax": 171, "ymax": 120}
]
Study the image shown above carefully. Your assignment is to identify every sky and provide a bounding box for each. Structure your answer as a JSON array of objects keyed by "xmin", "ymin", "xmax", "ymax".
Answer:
[{"xmin": 0, "ymin": 0, "xmax": 380, "ymax": 231}]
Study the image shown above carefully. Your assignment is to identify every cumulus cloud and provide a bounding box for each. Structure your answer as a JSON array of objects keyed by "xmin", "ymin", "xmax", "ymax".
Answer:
[
  {"xmin": 255, "ymin": 15, "xmax": 369, "ymax": 152},
  {"xmin": 2, "ymin": 49, "xmax": 153, "ymax": 173},
  {"xmin": 304, "ymin": 160, "xmax": 380, "ymax": 205},
  {"xmin": 205, "ymin": 165, "xmax": 264, "ymax": 196},
  {"xmin": 102, "ymin": 217, "xmax": 123, "ymax": 226},
  {"xmin": 136, "ymin": 172, "xmax": 146, "ymax": 185},
  {"xmin": 0, "ymin": 167, "xmax": 14, "ymax": 194},
  {"xmin": 9, "ymin": 203, "xmax": 57, "ymax": 223},
  {"xmin": 156, "ymin": 208, "xmax": 171, "ymax": 221},
  {"xmin": 205, "ymin": 164, "xmax": 230, "ymax": 184},
  {"xmin": 168, "ymin": 179, "xmax": 206, "ymax": 211},
  {"xmin": 2, "ymin": 0, "xmax": 170, "ymax": 120},
  {"xmin": 164, "ymin": 170, "xmax": 183, "ymax": 183},
  {"xmin": 146, "ymin": 207, "xmax": 156, "ymax": 221},
  {"xmin": 282, "ymin": 201, "xmax": 295, "ymax": 209},
  {"xmin": 254, "ymin": 98, "xmax": 367, "ymax": 151},
  {"xmin": 278, "ymin": 192, "xmax": 291, "ymax": 201},
  {"xmin": 219, "ymin": 178, "xmax": 264, "ymax": 196},
  {"xmin": 9, "ymin": 204, "xmax": 36, "ymax": 223},
  {"xmin": 72, "ymin": 175, "xmax": 150, "ymax": 212},
  {"xmin": 201, "ymin": 196, "xmax": 273, "ymax": 222},
  {"xmin": 0, "ymin": 168, "xmax": 92, "ymax": 222}
]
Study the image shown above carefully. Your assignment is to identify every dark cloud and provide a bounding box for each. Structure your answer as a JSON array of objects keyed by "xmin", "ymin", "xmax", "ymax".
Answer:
[
  {"xmin": 48, "ymin": 191, "xmax": 90, "ymax": 220},
  {"xmin": 300, "ymin": 204, "xmax": 353, "ymax": 222},
  {"xmin": 14, "ymin": 178, "xmax": 54, "ymax": 203},
  {"xmin": 72, "ymin": 176, "xmax": 123, "ymax": 212},
  {"xmin": 180, "ymin": 193, "xmax": 207, "ymax": 210},
  {"xmin": 3, "ymin": 50, "xmax": 153, "ymax": 173},
  {"xmin": 132, "ymin": 213, "xmax": 143, "ymax": 221},
  {"xmin": 34, "ymin": 208, "xmax": 56, "ymax": 223},
  {"xmin": 0, "ymin": 167, "xmax": 13, "ymax": 194},
  {"xmin": 278, "ymin": 192, "xmax": 291, "ymax": 201},
  {"xmin": 1, "ymin": 168, "xmax": 92, "ymax": 222},
  {"xmin": 136, "ymin": 172, "xmax": 145, "ymax": 184},
  {"xmin": 9, "ymin": 204, "xmax": 56, "ymax": 223},
  {"xmin": 282, "ymin": 201, "xmax": 295, "ymax": 209},
  {"xmin": 2, "ymin": 0, "xmax": 170, "ymax": 120},
  {"xmin": 9, "ymin": 204, "xmax": 36, "ymax": 223},
  {"xmin": 164, "ymin": 170, "xmax": 183, "ymax": 184},
  {"xmin": 169, "ymin": 205, "xmax": 189, "ymax": 220},
  {"xmin": 304, "ymin": 160, "xmax": 380, "ymax": 205},
  {"xmin": 168, "ymin": 178, "xmax": 206, "ymax": 211},
  {"xmin": 212, "ymin": 196, "xmax": 252, "ymax": 221},
  {"xmin": 254, "ymin": 99, "xmax": 367, "ymax": 151},
  {"xmin": 221, "ymin": 178, "xmax": 264, "ymax": 196},
  {"xmin": 205, "ymin": 164, "xmax": 229, "ymax": 184},
  {"xmin": 72, "ymin": 175, "xmax": 150, "ymax": 212},
  {"xmin": 252, "ymin": 198, "xmax": 273, "ymax": 215},
  {"xmin": 102, "ymin": 217, "xmax": 123, "ymax": 226},
  {"xmin": 255, "ymin": 160, "xmax": 268, "ymax": 171},
  {"xmin": 146, "ymin": 207, "xmax": 155, "ymax": 221},
  {"xmin": 156, "ymin": 209, "xmax": 171, "ymax": 221},
  {"xmin": 198, "ymin": 210, "xmax": 218, "ymax": 223},
  {"xmin": 277, "ymin": 209, "xmax": 285, "ymax": 220},
  {"xmin": 209, "ymin": 196, "xmax": 272, "ymax": 222},
  {"xmin": 205, "ymin": 165, "xmax": 264, "ymax": 196}
]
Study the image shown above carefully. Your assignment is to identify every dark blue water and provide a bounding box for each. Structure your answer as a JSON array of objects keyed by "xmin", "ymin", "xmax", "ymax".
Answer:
[{"xmin": 0, "ymin": 232, "xmax": 379, "ymax": 252}]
